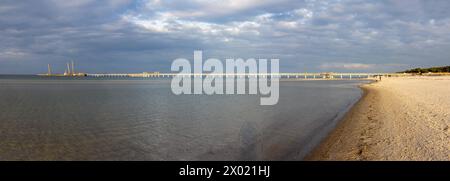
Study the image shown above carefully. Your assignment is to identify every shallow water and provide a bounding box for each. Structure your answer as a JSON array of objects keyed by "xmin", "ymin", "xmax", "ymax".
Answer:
[{"xmin": 0, "ymin": 76, "xmax": 366, "ymax": 160}]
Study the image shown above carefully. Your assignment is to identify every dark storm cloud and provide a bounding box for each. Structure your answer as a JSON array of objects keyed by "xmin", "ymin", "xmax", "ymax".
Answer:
[{"xmin": 1, "ymin": 0, "xmax": 450, "ymax": 74}]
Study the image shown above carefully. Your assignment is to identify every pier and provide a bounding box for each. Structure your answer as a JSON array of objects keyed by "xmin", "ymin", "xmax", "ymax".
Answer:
[
  {"xmin": 38, "ymin": 63, "xmax": 413, "ymax": 79},
  {"xmin": 85, "ymin": 72, "xmax": 409, "ymax": 79}
]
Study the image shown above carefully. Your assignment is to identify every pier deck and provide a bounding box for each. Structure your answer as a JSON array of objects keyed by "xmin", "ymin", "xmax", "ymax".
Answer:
[{"xmin": 86, "ymin": 72, "xmax": 410, "ymax": 79}]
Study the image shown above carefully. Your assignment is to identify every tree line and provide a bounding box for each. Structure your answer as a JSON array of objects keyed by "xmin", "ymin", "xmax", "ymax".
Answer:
[{"xmin": 399, "ymin": 66, "xmax": 450, "ymax": 73}]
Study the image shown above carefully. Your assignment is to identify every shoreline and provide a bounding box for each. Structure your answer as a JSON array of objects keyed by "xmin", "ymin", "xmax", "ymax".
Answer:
[
  {"xmin": 304, "ymin": 83, "xmax": 372, "ymax": 160},
  {"xmin": 306, "ymin": 76, "xmax": 450, "ymax": 160}
]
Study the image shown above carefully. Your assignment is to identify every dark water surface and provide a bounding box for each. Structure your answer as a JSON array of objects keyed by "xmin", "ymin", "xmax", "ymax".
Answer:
[{"xmin": 0, "ymin": 75, "xmax": 367, "ymax": 160}]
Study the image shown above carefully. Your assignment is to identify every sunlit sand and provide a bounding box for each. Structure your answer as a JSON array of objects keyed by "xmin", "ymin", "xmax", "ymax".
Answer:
[{"xmin": 307, "ymin": 76, "xmax": 450, "ymax": 160}]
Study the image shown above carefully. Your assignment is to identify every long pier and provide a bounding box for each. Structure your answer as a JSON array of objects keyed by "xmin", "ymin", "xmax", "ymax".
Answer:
[
  {"xmin": 38, "ymin": 62, "xmax": 447, "ymax": 79},
  {"xmin": 86, "ymin": 72, "xmax": 410, "ymax": 79}
]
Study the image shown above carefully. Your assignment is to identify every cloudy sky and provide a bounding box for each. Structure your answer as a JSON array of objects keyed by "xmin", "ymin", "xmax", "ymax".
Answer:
[{"xmin": 1, "ymin": 0, "xmax": 450, "ymax": 74}]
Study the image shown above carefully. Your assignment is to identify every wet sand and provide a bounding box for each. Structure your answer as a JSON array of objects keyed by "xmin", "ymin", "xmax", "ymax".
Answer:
[{"xmin": 307, "ymin": 76, "xmax": 450, "ymax": 160}]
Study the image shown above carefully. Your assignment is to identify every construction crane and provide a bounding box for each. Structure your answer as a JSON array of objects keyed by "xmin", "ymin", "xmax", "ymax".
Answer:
[{"xmin": 47, "ymin": 64, "xmax": 52, "ymax": 75}]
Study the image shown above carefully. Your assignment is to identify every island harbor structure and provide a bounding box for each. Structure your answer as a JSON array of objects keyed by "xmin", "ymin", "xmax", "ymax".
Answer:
[{"xmin": 39, "ymin": 61, "xmax": 87, "ymax": 77}]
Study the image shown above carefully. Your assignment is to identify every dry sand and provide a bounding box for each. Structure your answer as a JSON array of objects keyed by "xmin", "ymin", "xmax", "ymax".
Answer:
[{"xmin": 306, "ymin": 76, "xmax": 450, "ymax": 160}]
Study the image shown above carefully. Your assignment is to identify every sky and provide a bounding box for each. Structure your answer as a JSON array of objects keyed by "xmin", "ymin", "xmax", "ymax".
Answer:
[{"xmin": 1, "ymin": 0, "xmax": 450, "ymax": 74}]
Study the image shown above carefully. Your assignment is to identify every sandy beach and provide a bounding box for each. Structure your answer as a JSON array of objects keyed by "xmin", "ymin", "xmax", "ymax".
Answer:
[{"xmin": 307, "ymin": 76, "xmax": 450, "ymax": 160}]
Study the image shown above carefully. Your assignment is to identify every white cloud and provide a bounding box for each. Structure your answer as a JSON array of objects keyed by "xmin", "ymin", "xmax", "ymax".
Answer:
[
  {"xmin": 295, "ymin": 8, "xmax": 313, "ymax": 19},
  {"xmin": 0, "ymin": 49, "xmax": 27, "ymax": 59},
  {"xmin": 141, "ymin": 0, "xmax": 283, "ymax": 19},
  {"xmin": 122, "ymin": 11, "xmax": 262, "ymax": 37}
]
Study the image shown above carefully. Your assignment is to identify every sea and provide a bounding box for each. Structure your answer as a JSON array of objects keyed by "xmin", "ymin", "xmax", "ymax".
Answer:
[{"xmin": 0, "ymin": 75, "xmax": 368, "ymax": 160}]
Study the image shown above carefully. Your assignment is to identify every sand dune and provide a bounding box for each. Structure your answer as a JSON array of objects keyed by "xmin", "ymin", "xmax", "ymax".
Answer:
[{"xmin": 307, "ymin": 76, "xmax": 450, "ymax": 160}]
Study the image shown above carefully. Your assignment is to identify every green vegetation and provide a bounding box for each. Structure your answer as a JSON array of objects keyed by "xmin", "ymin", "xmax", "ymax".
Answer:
[{"xmin": 399, "ymin": 66, "xmax": 450, "ymax": 73}]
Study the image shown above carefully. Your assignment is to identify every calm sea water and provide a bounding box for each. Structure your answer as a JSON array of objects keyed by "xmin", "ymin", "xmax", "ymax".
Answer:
[{"xmin": 0, "ymin": 75, "xmax": 367, "ymax": 160}]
